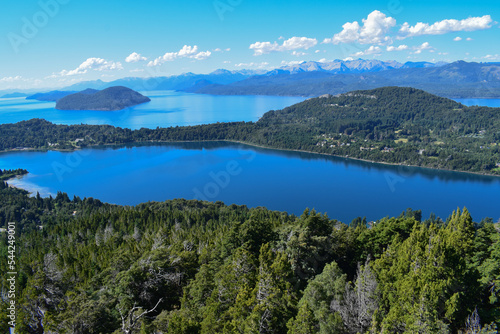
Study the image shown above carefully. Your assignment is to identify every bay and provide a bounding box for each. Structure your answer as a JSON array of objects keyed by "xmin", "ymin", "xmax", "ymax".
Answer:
[{"xmin": 1, "ymin": 142, "xmax": 498, "ymax": 223}]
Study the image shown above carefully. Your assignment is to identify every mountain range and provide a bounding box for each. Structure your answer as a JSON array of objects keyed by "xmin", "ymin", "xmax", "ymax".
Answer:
[
  {"xmin": 61, "ymin": 69, "xmax": 265, "ymax": 92},
  {"xmin": 5, "ymin": 60, "xmax": 500, "ymax": 99},
  {"xmin": 194, "ymin": 61, "xmax": 500, "ymax": 98},
  {"xmin": 267, "ymin": 59, "xmax": 439, "ymax": 75}
]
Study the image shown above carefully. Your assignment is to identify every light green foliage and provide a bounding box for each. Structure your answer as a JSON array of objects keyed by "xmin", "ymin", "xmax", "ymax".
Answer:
[
  {"xmin": 287, "ymin": 302, "xmax": 316, "ymax": 334},
  {"xmin": 288, "ymin": 261, "xmax": 346, "ymax": 334},
  {"xmin": 245, "ymin": 243, "xmax": 297, "ymax": 334},
  {"xmin": 373, "ymin": 208, "xmax": 480, "ymax": 332}
]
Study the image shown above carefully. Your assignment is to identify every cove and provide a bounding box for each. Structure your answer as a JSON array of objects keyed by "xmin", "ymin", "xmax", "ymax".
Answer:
[{"xmin": 1, "ymin": 142, "xmax": 499, "ymax": 223}]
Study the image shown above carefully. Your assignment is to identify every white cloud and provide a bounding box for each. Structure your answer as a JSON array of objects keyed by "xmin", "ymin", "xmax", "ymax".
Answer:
[
  {"xmin": 0, "ymin": 75, "xmax": 24, "ymax": 82},
  {"xmin": 412, "ymin": 42, "xmax": 432, "ymax": 54},
  {"xmin": 318, "ymin": 58, "xmax": 332, "ymax": 63},
  {"xmin": 234, "ymin": 62, "xmax": 269, "ymax": 68},
  {"xmin": 60, "ymin": 58, "xmax": 123, "ymax": 76},
  {"xmin": 249, "ymin": 42, "xmax": 279, "ymax": 55},
  {"xmin": 125, "ymin": 52, "xmax": 147, "ymax": 63},
  {"xmin": 484, "ymin": 54, "xmax": 500, "ymax": 60},
  {"xmin": 453, "ymin": 36, "xmax": 462, "ymax": 41},
  {"xmin": 225, "ymin": 48, "xmax": 231, "ymax": 52},
  {"xmin": 466, "ymin": 37, "xmax": 473, "ymax": 41},
  {"xmin": 192, "ymin": 51, "xmax": 211, "ymax": 60},
  {"xmin": 148, "ymin": 45, "xmax": 212, "ymax": 66},
  {"xmin": 291, "ymin": 51, "xmax": 308, "ymax": 57},
  {"xmin": 343, "ymin": 57, "xmax": 354, "ymax": 61},
  {"xmin": 178, "ymin": 45, "xmax": 198, "ymax": 57},
  {"xmin": 386, "ymin": 44, "xmax": 408, "ymax": 51},
  {"xmin": 282, "ymin": 37, "xmax": 317, "ymax": 50},
  {"xmin": 0, "ymin": 76, "xmax": 42, "ymax": 89},
  {"xmin": 323, "ymin": 10, "xmax": 396, "ymax": 45},
  {"xmin": 352, "ymin": 45, "xmax": 382, "ymax": 56},
  {"xmin": 223, "ymin": 60, "xmax": 231, "ymax": 64},
  {"xmin": 130, "ymin": 68, "xmax": 145, "ymax": 73},
  {"xmin": 249, "ymin": 36, "xmax": 318, "ymax": 55},
  {"xmin": 321, "ymin": 12, "xmax": 492, "ymax": 47},
  {"xmin": 399, "ymin": 15, "xmax": 492, "ymax": 38},
  {"xmin": 280, "ymin": 60, "xmax": 306, "ymax": 66}
]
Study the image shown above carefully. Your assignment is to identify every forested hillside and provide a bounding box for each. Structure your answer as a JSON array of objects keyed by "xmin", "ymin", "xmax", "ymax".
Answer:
[
  {"xmin": 1, "ymin": 87, "xmax": 499, "ymax": 175},
  {"xmin": 0, "ymin": 174, "xmax": 499, "ymax": 333}
]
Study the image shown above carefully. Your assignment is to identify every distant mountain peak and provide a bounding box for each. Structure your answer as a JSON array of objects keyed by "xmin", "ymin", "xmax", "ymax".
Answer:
[{"xmin": 274, "ymin": 59, "xmax": 446, "ymax": 76}]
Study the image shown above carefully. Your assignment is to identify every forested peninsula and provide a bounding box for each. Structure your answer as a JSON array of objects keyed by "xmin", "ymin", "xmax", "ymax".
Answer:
[{"xmin": 2, "ymin": 87, "xmax": 499, "ymax": 175}]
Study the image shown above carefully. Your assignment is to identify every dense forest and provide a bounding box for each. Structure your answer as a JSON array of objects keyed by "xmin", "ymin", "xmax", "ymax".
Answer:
[
  {"xmin": 0, "ymin": 171, "xmax": 499, "ymax": 333},
  {"xmin": 1, "ymin": 87, "xmax": 499, "ymax": 175}
]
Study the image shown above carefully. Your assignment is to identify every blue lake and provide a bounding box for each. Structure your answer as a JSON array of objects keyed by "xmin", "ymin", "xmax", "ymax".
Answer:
[
  {"xmin": 1, "ymin": 142, "xmax": 499, "ymax": 223},
  {"xmin": 1, "ymin": 93, "xmax": 499, "ymax": 129},
  {"xmin": 0, "ymin": 94, "xmax": 499, "ymax": 222},
  {"xmin": 0, "ymin": 91, "xmax": 305, "ymax": 129},
  {"xmin": 454, "ymin": 98, "xmax": 500, "ymax": 108}
]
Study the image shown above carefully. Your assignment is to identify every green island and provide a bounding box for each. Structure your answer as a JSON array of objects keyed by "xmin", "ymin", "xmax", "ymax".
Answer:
[
  {"xmin": 0, "ymin": 172, "xmax": 499, "ymax": 332},
  {"xmin": 2, "ymin": 87, "xmax": 500, "ymax": 175},
  {"xmin": 55, "ymin": 86, "xmax": 151, "ymax": 111}
]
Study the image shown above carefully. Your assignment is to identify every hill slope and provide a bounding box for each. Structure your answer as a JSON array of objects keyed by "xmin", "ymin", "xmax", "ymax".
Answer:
[
  {"xmin": 55, "ymin": 86, "xmax": 150, "ymax": 111},
  {"xmin": 0, "ymin": 92, "xmax": 28, "ymax": 98},
  {"xmin": 26, "ymin": 90, "xmax": 77, "ymax": 102}
]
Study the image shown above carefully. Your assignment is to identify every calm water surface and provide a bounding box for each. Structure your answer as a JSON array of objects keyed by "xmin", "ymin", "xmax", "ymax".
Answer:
[
  {"xmin": 2, "ymin": 94, "xmax": 499, "ymax": 129},
  {"xmin": 1, "ymin": 142, "xmax": 498, "ymax": 223},
  {"xmin": 0, "ymin": 91, "xmax": 305, "ymax": 129},
  {"xmin": 454, "ymin": 98, "xmax": 500, "ymax": 107}
]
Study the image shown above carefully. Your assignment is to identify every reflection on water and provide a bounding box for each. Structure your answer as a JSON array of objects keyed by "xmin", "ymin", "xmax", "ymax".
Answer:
[
  {"xmin": 1, "ymin": 142, "xmax": 498, "ymax": 223},
  {"xmin": 101, "ymin": 141, "xmax": 500, "ymax": 185}
]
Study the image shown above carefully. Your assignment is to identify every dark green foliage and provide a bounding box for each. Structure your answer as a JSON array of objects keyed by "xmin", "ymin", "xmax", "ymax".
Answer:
[{"xmin": 0, "ymin": 168, "xmax": 28, "ymax": 181}]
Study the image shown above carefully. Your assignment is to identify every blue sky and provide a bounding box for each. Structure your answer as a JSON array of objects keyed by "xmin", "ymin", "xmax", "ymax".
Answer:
[{"xmin": 1, "ymin": 0, "xmax": 499, "ymax": 89}]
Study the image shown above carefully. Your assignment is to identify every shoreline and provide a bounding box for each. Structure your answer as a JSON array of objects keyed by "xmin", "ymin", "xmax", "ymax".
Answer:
[{"xmin": 1, "ymin": 139, "xmax": 499, "ymax": 179}]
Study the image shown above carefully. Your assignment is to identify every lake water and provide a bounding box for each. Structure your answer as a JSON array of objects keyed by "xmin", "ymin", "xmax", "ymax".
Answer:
[
  {"xmin": 454, "ymin": 98, "xmax": 500, "ymax": 108},
  {"xmin": 0, "ymin": 91, "xmax": 305, "ymax": 129},
  {"xmin": 1, "ymin": 142, "xmax": 499, "ymax": 223},
  {"xmin": 1, "ymin": 93, "xmax": 499, "ymax": 130},
  {"xmin": 1, "ymin": 94, "xmax": 499, "ymax": 222}
]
